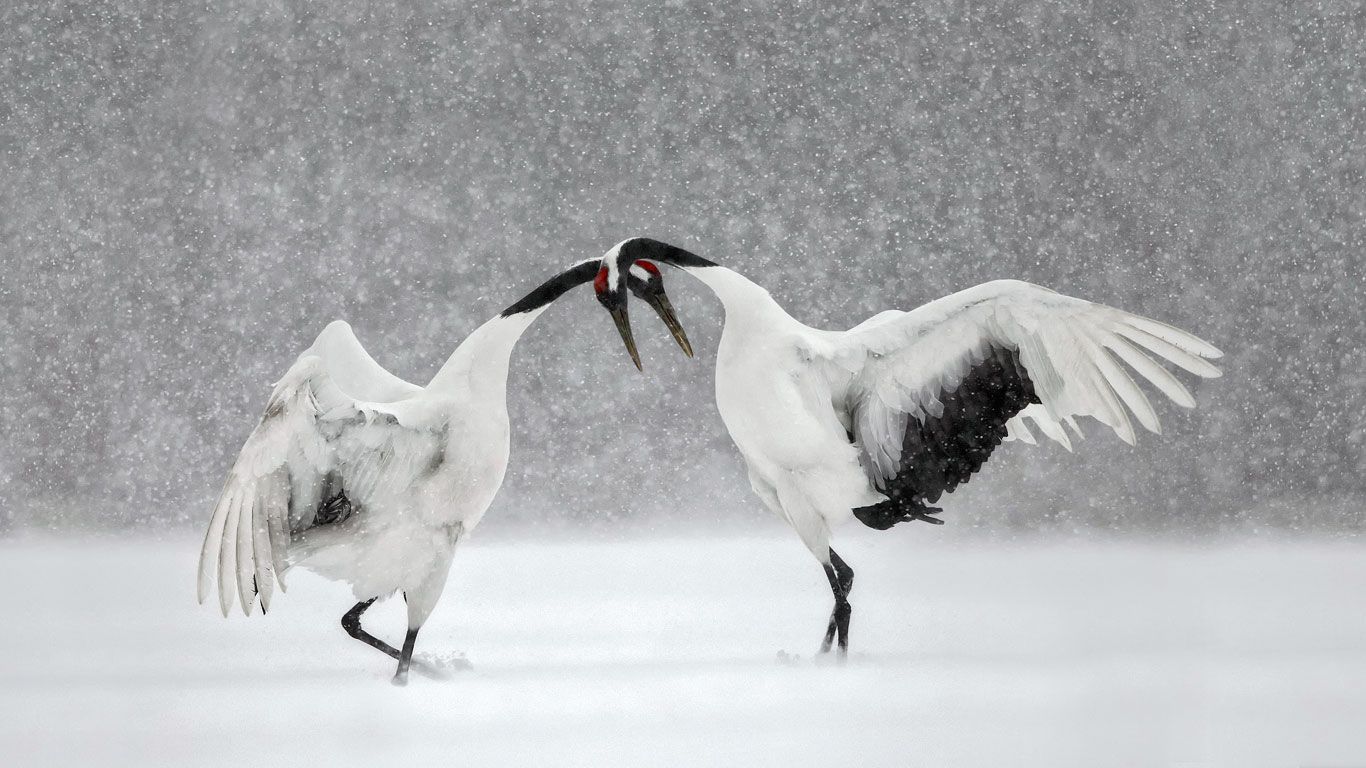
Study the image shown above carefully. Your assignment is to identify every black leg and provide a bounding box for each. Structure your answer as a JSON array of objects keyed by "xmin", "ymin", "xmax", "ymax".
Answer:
[
  {"xmin": 392, "ymin": 626, "xmax": 420, "ymax": 686},
  {"xmin": 818, "ymin": 548, "xmax": 854, "ymax": 656},
  {"xmin": 341, "ymin": 598, "xmax": 401, "ymax": 662},
  {"xmin": 820, "ymin": 564, "xmax": 839, "ymax": 653}
]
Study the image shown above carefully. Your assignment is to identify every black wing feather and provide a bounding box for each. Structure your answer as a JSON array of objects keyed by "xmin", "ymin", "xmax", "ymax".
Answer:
[{"xmin": 853, "ymin": 344, "xmax": 1039, "ymax": 529}]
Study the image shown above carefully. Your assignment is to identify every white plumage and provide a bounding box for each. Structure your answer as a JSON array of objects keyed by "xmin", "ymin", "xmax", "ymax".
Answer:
[
  {"xmin": 197, "ymin": 257, "xmax": 690, "ymax": 683},
  {"xmin": 197, "ymin": 317, "xmax": 518, "ymax": 624},
  {"xmin": 832, "ymin": 279, "xmax": 1223, "ymax": 484},
  {"xmin": 195, "ymin": 258, "xmax": 668, "ymax": 684},
  {"xmin": 604, "ymin": 238, "xmax": 1222, "ymax": 656}
]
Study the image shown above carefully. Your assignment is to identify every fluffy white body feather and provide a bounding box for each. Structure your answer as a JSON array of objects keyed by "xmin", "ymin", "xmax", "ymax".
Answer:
[
  {"xmin": 596, "ymin": 238, "xmax": 1223, "ymax": 655},
  {"xmin": 673, "ymin": 266, "xmax": 1223, "ymax": 558},
  {"xmin": 196, "ymin": 257, "xmax": 691, "ymax": 682},
  {"xmin": 196, "ymin": 309, "xmax": 544, "ymax": 628}
]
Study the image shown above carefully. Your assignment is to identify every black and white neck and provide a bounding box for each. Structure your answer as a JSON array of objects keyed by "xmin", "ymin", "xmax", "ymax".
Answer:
[
  {"xmin": 607, "ymin": 237, "xmax": 794, "ymax": 327},
  {"xmin": 427, "ymin": 260, "xmax": 600, "ymax": 396}
]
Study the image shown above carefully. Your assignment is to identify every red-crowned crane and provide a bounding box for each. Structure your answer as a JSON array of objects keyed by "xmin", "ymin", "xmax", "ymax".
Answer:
[
  {"xmin": 597, "ymin": 238, "xmax": 1221, "ymax": 657},
  {"xmin": 196, "ymin": 259, "xmax": 690, "ymax": 684}
]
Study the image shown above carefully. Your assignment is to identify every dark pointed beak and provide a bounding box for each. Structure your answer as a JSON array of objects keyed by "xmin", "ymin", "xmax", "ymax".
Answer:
[
  {"xmin": 609, "ymin": 306, "xmax": 643, "ymax": 371},
  {"xmin": 642, "ymin": 291, "xmax": 693, "ymax": 358}
]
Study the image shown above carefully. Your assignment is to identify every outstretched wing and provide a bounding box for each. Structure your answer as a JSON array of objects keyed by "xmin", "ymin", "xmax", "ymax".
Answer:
[
  {"xmin": 196, "ymin": 338, "xmax": 443, "ymax": 618},
  {"xmin": 304, "ymin": 320, "xmax": 421, "ymax": 402},
  {"xmin": 828, "ymin": 279, "xmax": 1222, "ymax": 508}
]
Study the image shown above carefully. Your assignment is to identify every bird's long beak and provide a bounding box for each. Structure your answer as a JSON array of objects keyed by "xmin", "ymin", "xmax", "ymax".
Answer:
[
  {"xmin": 609, "ymin": 306, "xmax": 643, "ymax": 371},
  {"xmin": 642, "ymin": 291, "xmax": 693, "ymax": 358}
]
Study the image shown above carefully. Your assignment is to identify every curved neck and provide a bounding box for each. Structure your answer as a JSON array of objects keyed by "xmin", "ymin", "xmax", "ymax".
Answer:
[
  {"xmin": 650, "ymin": 253, "xmax": 799, "ymax": 332},
  {"xmin": 623, "ymin": 240, "xmax": 795, "ymax": 327},
  {"xmin": 426, "ymin": 310, "xmax": 543, "ymax": 399},
  {"xmin": 426, "ymin": 260, "xmax": 598, "ymax": 399},
  {"xmin": 679, "ymin": 264, "xmax": 786, "ymax": 322}
]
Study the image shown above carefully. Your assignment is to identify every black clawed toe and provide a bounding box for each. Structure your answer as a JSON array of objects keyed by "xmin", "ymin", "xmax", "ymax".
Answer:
[
  {"xmin": 904, "ymin": 506, "xmax": 945, "ymax": 525},
  {"xmin": 854, "ymin": 498, "xmax": 949, "ymax": 530}
]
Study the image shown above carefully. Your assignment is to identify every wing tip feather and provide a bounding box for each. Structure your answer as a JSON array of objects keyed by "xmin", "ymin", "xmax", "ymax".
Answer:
[{"xmin": 1121, "ymin": 315, "xmax": 1224, "ymax": 360}]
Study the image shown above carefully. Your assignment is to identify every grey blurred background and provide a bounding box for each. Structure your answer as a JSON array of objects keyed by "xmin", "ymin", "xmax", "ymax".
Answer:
[{"xmin": 1, "ymin": 0, "xmax": 1362, "ymax": 535}]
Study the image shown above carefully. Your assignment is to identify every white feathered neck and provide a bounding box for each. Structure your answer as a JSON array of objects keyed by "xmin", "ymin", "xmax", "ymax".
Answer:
[
  {"xmin": 681, "ymin": 264, "xmax": 814, "ymax": 337},
  {"xmin": 425, "ymin": 308, "xmax": 545, "ymax": 400}
]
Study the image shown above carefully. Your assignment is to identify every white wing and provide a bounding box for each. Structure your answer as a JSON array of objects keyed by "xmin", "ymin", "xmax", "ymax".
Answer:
[
  {"xmin": 304, "ymin": 320, "xmax": 421, "ymax": 402},
  {"xmin": 196, "ymin": 341, "xmax": 444, "ymax": 617},
  {"xmin": 829, "ymin": 279, "xmax": 1223, "ymax": 486}
]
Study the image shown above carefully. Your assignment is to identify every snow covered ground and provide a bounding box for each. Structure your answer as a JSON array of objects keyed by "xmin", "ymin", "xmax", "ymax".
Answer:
[{"xmin": 2, "ymin": 529, "xmax": 1365, "ymax": 767}]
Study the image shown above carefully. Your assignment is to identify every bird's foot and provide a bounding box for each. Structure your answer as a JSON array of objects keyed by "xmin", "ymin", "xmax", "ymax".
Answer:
[
  {"xmin": 391, "ymin": 671, "xmax": 409, "ymax": 687},
  {"xmin": 854, "ymin": 501, "xmax": 945, "ymax": 529},
  {"xmin": 903, "ymin": 506, "xmax": 945, "ymax": 525},
  {"xmin": 316, "ymin": 491, "xmax": 353, "ymax": 525}
]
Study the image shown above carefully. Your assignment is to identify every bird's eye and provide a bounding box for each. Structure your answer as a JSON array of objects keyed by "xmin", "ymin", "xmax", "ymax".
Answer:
[{"xmin": 593, "ymin": 266, "xmax": 610, "ymax": 294}]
